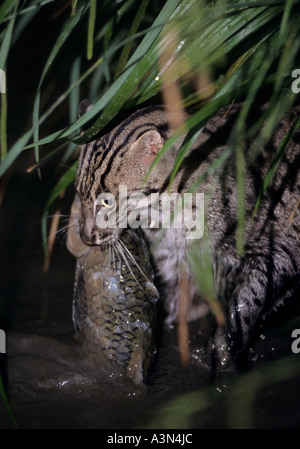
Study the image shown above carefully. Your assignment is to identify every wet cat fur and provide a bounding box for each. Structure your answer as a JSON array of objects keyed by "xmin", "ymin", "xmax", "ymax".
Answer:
[{"xmin": 74, "ymin": 101, "xmax": 300, "ymax": 370}]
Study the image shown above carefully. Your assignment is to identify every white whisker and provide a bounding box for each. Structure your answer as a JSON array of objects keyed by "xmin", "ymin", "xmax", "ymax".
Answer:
[
  {"xmin": 46, "ymin": 222, "xmax": 71, "ymax": 242},
  {"xmin": 112, "ymin": 243, "xmax": 117, "ymax": 274},
  {"xmin": 44, "ymin": 211, "xmax": 81, "ymax": 246},
  {"xmin": 116, "ymin": 240, "xmax": 141, "ymax": 287},
  {"xmin": 117, "ymin": 236, "xmax": 151, "ymax": 288},
  {"xmin": 108, "ymin": 244, "xmax": 111, "ymax": 269}
]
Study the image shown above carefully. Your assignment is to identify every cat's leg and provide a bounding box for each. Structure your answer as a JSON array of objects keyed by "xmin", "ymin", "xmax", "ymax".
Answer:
[{"xmin": 210, "ymin": 248, "xmax": 299, "ymax": 371}]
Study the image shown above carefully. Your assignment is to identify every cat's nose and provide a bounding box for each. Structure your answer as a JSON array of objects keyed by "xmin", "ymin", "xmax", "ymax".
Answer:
[
  {"xmin": 79, "ymin": 230, "xmax": 95, "ymax": 246},
  {"xmin": 80, "ymin": 230, "xmax": 103, "ymax": 246},
  {"xmin": 80, "ymin": 235, "xmax": 94, "ymax": 246}
]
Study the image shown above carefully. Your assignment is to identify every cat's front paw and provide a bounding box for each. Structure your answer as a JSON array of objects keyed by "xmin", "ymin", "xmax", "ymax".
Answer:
[
  {"xmin": 206, "ymin": 326, "xmax": 235, "ymax": 373},
  {"xmin": 207, "ymin": 325, "xmax": 250, "ymax": 376}
]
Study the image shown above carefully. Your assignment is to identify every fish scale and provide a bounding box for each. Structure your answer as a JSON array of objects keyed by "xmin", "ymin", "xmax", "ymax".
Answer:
[{"xmin": 72, "ymin": 228, "xmax": 159, "ymax": 384}]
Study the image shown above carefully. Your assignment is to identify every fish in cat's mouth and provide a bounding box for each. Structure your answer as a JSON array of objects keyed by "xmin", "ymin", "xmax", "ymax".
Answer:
[{"xmin": 79, "ymin": 226, "xmax": 123, "ymax": 249}]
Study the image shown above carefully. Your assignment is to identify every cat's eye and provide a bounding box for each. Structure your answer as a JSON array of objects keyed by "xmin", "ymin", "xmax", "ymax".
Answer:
[{"xmin": 101, "ymin": 198, "xmax": 114, "ymax": 208}]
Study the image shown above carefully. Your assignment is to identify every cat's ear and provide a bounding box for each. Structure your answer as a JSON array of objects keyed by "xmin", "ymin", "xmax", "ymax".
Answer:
[
  {"xmin": 78, "ymin": 100, "xmax": 93, "ymax": 135},
  {"xmin": 133, "ymin": 130, "xmax": 164, "ymax": 167},
  {"xmin": 78, "ymin": 99, "xmax": 92, "ymax": 117}
]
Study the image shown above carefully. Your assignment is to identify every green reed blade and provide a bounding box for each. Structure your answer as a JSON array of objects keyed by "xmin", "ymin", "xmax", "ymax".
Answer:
[
  {"xmin": 45, "ymin": 161, "xmax": 78, "ymax": 211},
  {"xmin": 0, "ymin": 128, "xmax": 33, "ymax": 178},
  {"xmin": 87, "ymin": 0, "xmax": 96, "ymax": 60},
  {"xmin": 0, "ymin": 3, "xmax": 18, "ymax": 70},
  {"xmin": 252, "ymin": 112, "xmax": 300, "ymax": 220},
  {"xmin": 0, "ymin": 91, "xmax": 7, "ymax": 161},
  {"xmin": 32, "ymin": 1, "xmax": 90, "ymax": 167},
  {"xmin": 73, "ymin": 0, "xmax": 182, "ymax": 144},
  {"xmin": 0, "ymin": 0, "xmax": 19, "ymax": 24},
  {"xmin": 0, "ymin": 374, "xmax": 19, "ymax": 429},
  {"xmin": 21, "ymin": 1, "xmax": 287, "ymax": 150},
  {"xmin": 114, "ymin": 0, "xmax": 150, "ymax": 80}
]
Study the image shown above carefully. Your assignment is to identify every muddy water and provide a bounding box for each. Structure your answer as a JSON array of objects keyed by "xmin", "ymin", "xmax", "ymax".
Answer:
[{"xmin": 1, "ymin": 172, "xmax": 300, "ymax": 429}]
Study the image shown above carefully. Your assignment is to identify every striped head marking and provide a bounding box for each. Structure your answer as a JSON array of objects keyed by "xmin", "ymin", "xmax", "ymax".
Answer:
[{"xmin": 75, "ymin": 102, "xmax": 174, "ymax": 246}]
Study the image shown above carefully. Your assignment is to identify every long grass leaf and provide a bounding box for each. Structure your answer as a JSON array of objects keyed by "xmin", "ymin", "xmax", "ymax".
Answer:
[
  {"xmin": 59, "ymin": 56, "xmax": 81, "ymax": 167},
  {"xmin": 144, "ymin": 85, "xmax": 249, "ymax": 189},
  {"xmin": 41, "ymin": 207, "xmax": 49, "ymax": 259},
  {"xmin": 135, "ymin": 2, "xmax": 283, "ymax": 109},
  {"xmin": 0, "ymin": 91, "xmax": 7, "ymax": 161},
  {"xmin": 11, "ymin": 3, "xmax": 39, "ymax": 46},
  {"xmin": 69, "ymin": 56, "xmax": 81, "ymax": 125},
  {"xmin": 71, "ymin": 0, "xmax": 78, "ymax": 16},
  {"xmin": 45, "ymin": 161, "xmax": 78, "ymax": 211},
  {"xmin": 227, "ymin": 356, "xmax": 300, "ymax": 429},
  {"xmin": 0, "ymin": 0, "xmax": 19, "ymax": 24},
  {"xmin": 1, "ymin": 35, "xmax": 91, "ymax": 174},
  {"xmin": 33, "ymin": 91, "xmax": 41, "ymax": 177},
  {"xmin": 0, "ymin": 128, "xmax": 33, "ymax": 178},
  {"xmin": 168, "ymin": 128, "xmax": 203, "ymax": 191},
  {"xmin": 114, "ymin": 0, "xmax": 150, "ymax": 80},
  {"xmin": 73, "ymin": 0, "xmax": 182, "ymax": 143},
  {"xmin": 32, "ymin": 1, "xmax": 89, "ymax": 166},
  {"xmin": 165, "ymin": 30, "xmax": 275, "ymax": 190},
  {"xmin": 0, "ymin": 374, "xmax": 19, "ymax": 429},
  {"xmin": 27, "ymin": 141, "xmax": 70, "ymax": 174},
  {"xmin": 21, "ymin": 22, "xmax": 171, "ymax": 151},
  {"xmin": 0, "ymin": 1, "xmax": 18, "ymax": 69},
  {"xmin": 251, "ymin": 112, "xmax": 300, "ymax": 220},
  {"xmin": 87, "ymin": 0, "xmax": 96, "ymax": 60},
  {"xmin": 277, "ymin": 0, "xmax": 296, "ymax": 47}
]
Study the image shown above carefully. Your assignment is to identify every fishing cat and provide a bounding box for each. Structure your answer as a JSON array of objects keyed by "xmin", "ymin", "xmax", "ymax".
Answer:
[
  {"xmin": 67, "ymin": 194, "xmax": 159, "ymax": 384},
  {"xmin": 73, "ymin": 100, "xmax": 300, "ymax": 370}
]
